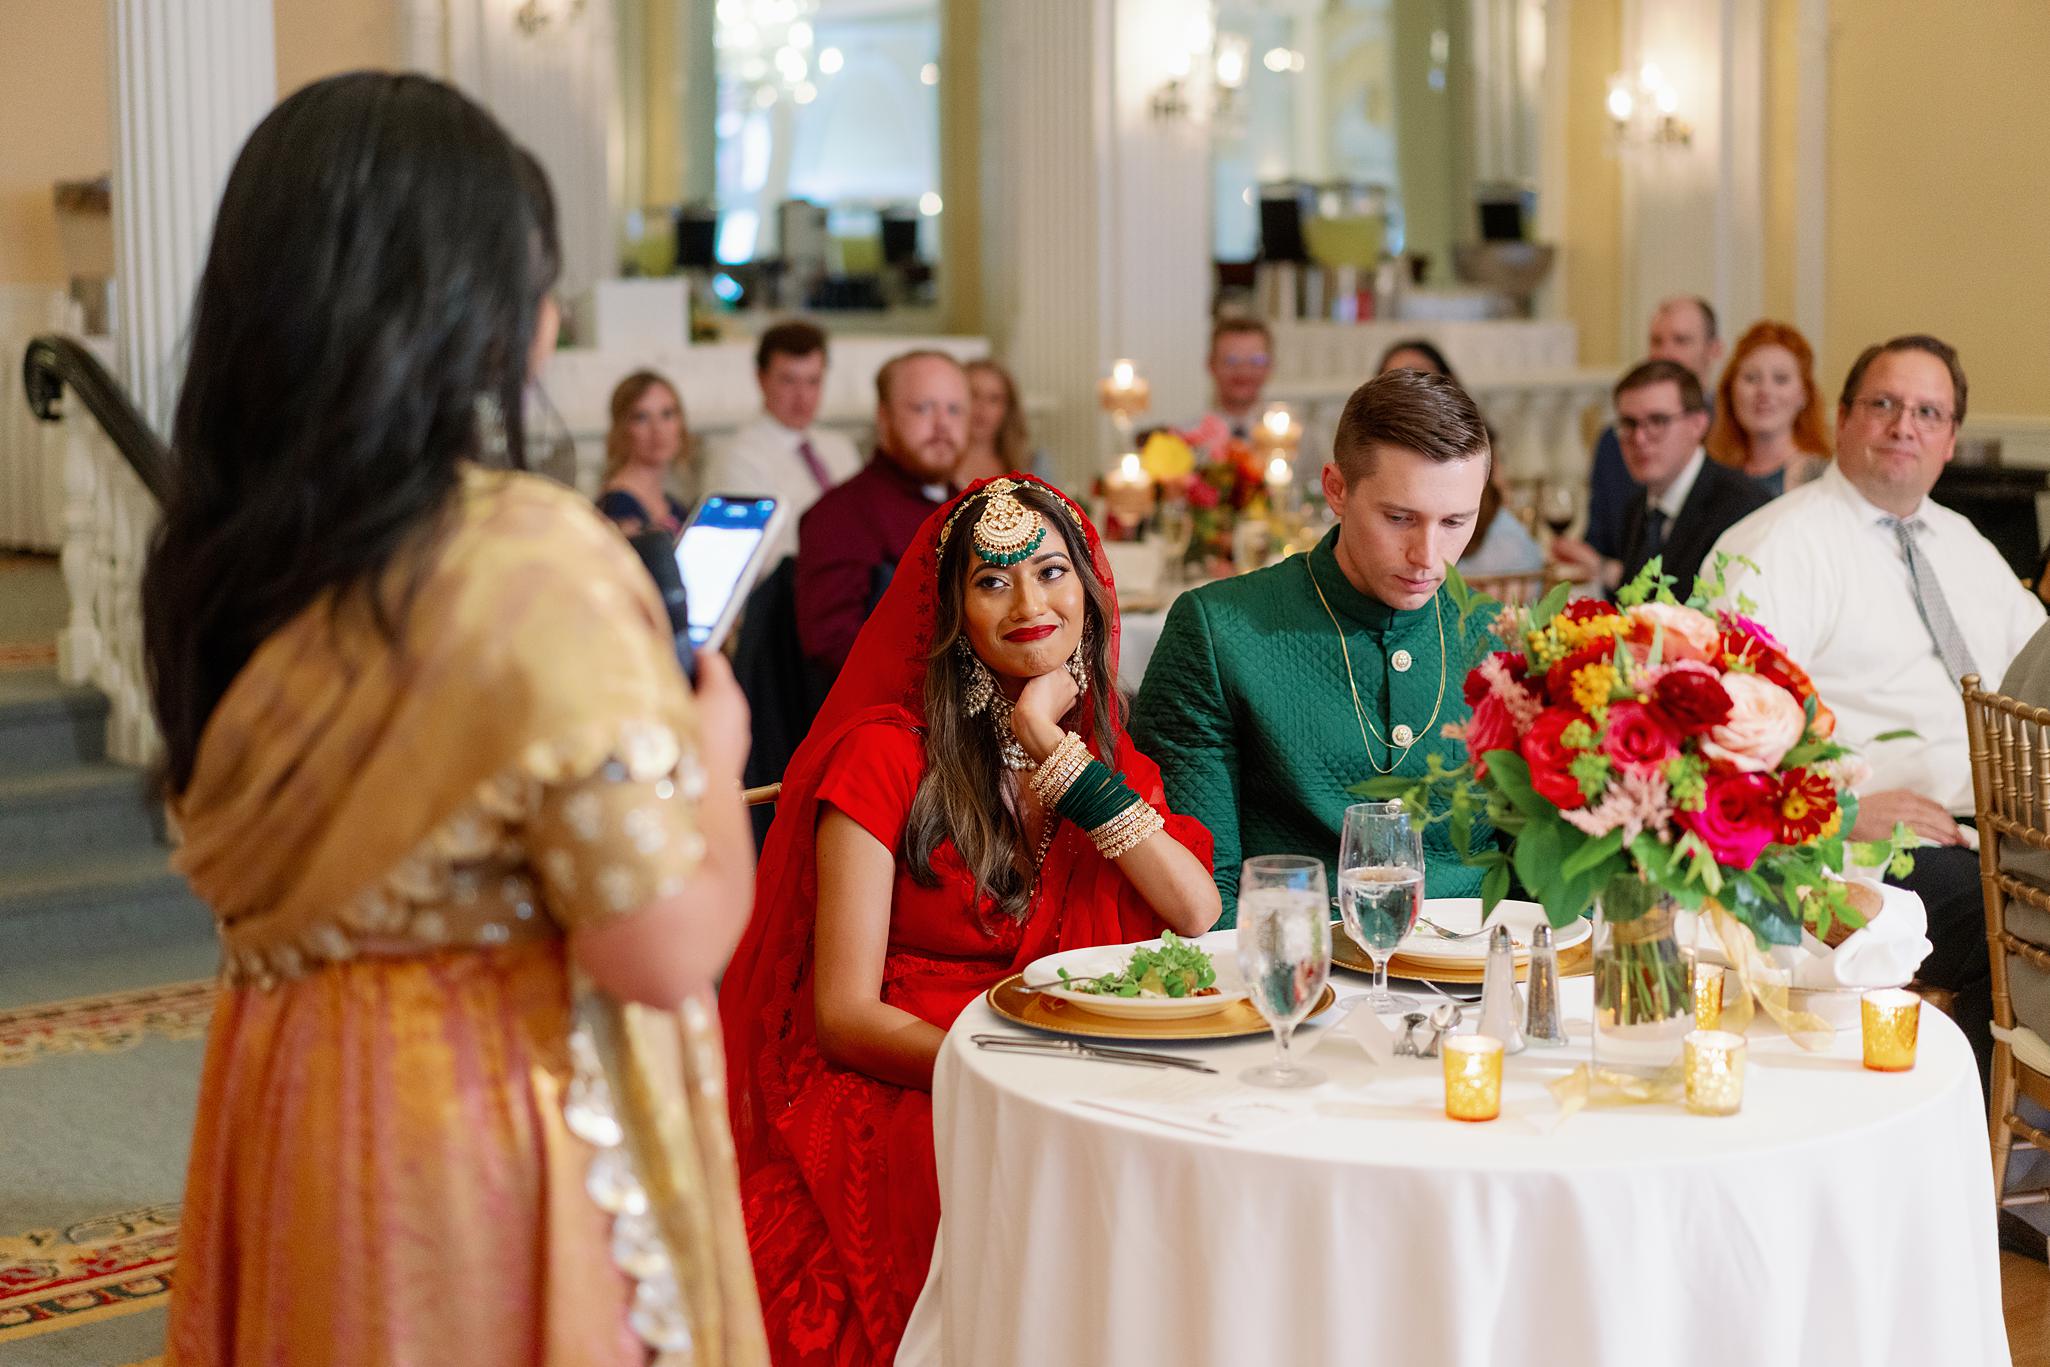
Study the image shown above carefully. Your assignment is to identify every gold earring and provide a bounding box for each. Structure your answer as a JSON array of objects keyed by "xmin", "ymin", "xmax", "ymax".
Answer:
[
  {"xmin": 960, "ymin": 641, "xmax": 996, "ymax": 716},
  {"xmin": 1066, "ymin": 627, "xmax": 1091, "ymax": 693}
]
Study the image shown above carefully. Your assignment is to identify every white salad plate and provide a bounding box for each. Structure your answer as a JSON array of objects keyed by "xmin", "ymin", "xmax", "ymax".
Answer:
[
  {"xmin": 1021, "ymin": 936, "xmax": 1250, "ymax": 1021},
  {"xmin": 1389, "ymin": 897, "xmax": 1591, "ymax": 967}
]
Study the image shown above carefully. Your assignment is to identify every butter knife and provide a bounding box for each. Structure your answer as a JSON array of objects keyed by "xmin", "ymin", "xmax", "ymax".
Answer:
[{"xmin": 970, "ymin": 1034, "xmax": 1219, "ymax": 1073}]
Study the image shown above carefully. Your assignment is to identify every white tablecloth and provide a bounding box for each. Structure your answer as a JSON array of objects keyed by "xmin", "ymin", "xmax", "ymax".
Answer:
[{"xmin": 906, "ymin": 952, "xmax": 2008, "ymax": 1367}]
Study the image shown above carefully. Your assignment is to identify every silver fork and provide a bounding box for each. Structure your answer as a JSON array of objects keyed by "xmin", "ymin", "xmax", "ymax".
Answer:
[{"xmin": 1418, "ymin": 916, "xmax": 1519, "ymax": 945}]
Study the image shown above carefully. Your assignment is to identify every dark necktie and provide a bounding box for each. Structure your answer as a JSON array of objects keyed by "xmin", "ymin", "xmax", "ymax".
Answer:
[
  {"xmin": 1882, "ymin": 515, "xmax": 1979, "ymax": 685},
  {"xmin": 796, "ymin": 438, "xmax": 833, "ymax": 491},
  {"xmin": 1644, "ymin": 505, "xmax": 1668, "ymax": 555}
]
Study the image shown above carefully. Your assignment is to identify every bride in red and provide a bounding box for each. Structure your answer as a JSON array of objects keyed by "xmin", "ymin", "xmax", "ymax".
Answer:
[{"xmin": 721, "ymin": 476, "xmax": 1219, "ymax": 1364}]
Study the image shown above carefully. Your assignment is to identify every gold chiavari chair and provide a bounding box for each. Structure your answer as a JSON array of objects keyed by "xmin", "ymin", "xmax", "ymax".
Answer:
[
  {"xmin": 743, "ymin": 783, "xmax": 781, "ymax": 807},
  {"xmin": 1962, "ymin": 673, "xmax": 2050, "ymax": 1205}
]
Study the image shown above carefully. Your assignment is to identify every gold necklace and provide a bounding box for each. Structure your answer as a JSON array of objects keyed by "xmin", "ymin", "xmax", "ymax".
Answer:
[{"xmin": 1305, "ymin": 556, "xmax": 1448, "ymax": 775}]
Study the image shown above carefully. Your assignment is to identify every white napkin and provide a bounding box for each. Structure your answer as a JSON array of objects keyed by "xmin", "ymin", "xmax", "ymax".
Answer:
[
  {"xmin": 1078, "ymin": 1072, "xmax": 1307, "ymax": 1138},
  {"xmin": 1681, "ymin": 879, "xmax": 1933, "ymax": 989}
]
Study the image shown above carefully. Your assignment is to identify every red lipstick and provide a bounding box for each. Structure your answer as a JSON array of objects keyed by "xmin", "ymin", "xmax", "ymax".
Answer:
[{"xmin": 1004, "ymin": 624, "xmax": 1058, "ymax": 643}]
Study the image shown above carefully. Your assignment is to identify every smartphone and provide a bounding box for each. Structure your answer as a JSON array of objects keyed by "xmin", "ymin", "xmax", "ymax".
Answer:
[{"xmin": 675, "ymin": 494, "xmax": 787, "ymax": 658}]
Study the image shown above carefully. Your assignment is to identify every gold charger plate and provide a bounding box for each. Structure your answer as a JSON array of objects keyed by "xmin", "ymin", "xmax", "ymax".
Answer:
[
  {"xmin": 986, "ymin": 974, "xmax": 1338, "ymax": 1041},
  {"xmin": 1332, "ymin": 934, "xmax": 1594, "ymax": 983}
]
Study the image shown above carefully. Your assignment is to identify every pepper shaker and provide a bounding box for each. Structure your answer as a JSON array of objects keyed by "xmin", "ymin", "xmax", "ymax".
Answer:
[
  {"xmin": 1523, "ymin": 922, "xmax": 1569, "ymax": 1046},
  {"xmin": 1477, "ymin": 923, "xmax": 1526, "ymax": 1053}
]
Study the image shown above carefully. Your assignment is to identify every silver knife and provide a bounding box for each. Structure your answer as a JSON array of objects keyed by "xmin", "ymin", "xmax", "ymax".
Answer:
[{"xmin": 970, "ymin": 1034, "xmax": 1219, "ymax": 1073}]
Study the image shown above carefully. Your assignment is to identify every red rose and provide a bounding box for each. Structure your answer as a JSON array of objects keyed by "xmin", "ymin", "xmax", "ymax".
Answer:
[
  {"xmin": 1545, "ymin": 639, "xmax": 1614, "ymax": 709},
  {"xmin": 1601, "ymin": 701, "xmax": 1679, "ymax": 773},
  {"xmin": 1562, "ymin": 599, "xmax": 1621, "ymax": 624},
  {"xmin": 1463, "ymin": 650, "xmax": 1530, "ymax": 707},
  {"xmin": 1466, "ymin": 693, "xmax": 1520, "ymax": 779},
  {"xmin": 1520, "ymin": 708, "xmax": 1587, "ymax": 810},
  {"xmin": 1185, "ymin": 475, "xmax": 1220, "ymax": 509},
  {"xmin": 1676, "ymin": 771, "xmax": 1781, "ymax": 867},
  {"xmin": 1651, "ymin": 664, "xmax": 1734, "ymax": 736}
]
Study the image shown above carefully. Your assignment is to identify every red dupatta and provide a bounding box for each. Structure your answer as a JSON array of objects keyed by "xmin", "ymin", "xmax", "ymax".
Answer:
[{"xmin": 718, "ymin": 474, "xmax": 1211, "ymax": 1173}]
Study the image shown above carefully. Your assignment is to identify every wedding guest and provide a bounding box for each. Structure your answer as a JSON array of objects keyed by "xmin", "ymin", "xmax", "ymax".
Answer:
[
  {"xmin": 1132, "ymin": 369, "xmax": 1499, "ymax": 922},
  {"xmin": 1584, "ymin": 295, "xmax": 1724, "ymax": 560},
  {"xmin": 1550, "ymin": 360, "xmax": 1769, "ymax": 597},
  {"xmin": 1712, "ymin": 334, "xmax": 2047, "ymax": 1081},
  {"xmin": 1706, "ymin": 319, "xmax": 1832, "ymax": 495},
  {"xmin": 723, "ymin": 476, "xmax": 1218, "ymax": 1364},
  {"xmin": 1204, "ymin": 316, "xmax": 1275, "ymax": 440},
  {"xmin": 795, "ymin": 349, "xmax": 967, "ymax": 678},
  {"xmin": 958, "ymin": 357, "xmax": 1045, "ymax": 483},
  {"xmin": 143, "ymin": 73, "xmax": 763, "ymax": 1364},
  {"xmin": 595, "ymin": 369, "xmax": 691, "ymax": 536},
  {"xmin": 1375, "ymin": 338, "xmax": 1543, "ymax": 579},
  {"xmin": 702, "ymin": 319, "xmax": 863, "ymax": 560}
]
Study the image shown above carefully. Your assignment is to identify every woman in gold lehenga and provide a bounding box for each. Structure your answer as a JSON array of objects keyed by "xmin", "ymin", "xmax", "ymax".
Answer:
[{"xmin": 144, "ymin": 73, "xmax": 766, "ymax": 1364}]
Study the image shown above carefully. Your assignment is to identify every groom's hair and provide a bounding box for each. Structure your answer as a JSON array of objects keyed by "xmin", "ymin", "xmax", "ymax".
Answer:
[{"xmin": 1331, "ymin": 368, "xmax": 1491, "ymax": 482}]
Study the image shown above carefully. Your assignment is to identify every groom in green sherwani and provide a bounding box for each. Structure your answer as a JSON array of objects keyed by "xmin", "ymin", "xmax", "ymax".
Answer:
[{"xmin": 1132, "ymin": 368, "xmax": 1497, "ymax": 924}]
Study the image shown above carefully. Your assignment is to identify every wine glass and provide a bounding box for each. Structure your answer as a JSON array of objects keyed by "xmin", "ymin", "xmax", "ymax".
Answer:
[
  {"xmin": 1337, "ymin": 801, "xmax": 1425, "ymax": 1014},
  {"xmin": 1154, "ymin": 497, "xmax": 1192, "ymax": 585},
  {"xmin": 1539, "ymin": 484, "xmax": 1577, "ymax": 543},
  {"xmin": 1235, "ymin": 855, "xmax": 1332, "ymax": 1089}
]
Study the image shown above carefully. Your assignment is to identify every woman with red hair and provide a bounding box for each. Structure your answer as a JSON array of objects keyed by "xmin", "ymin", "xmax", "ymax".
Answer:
[{"xmin": 1706, "ymin": 320, "xmax": 1831, "ymax": 496}]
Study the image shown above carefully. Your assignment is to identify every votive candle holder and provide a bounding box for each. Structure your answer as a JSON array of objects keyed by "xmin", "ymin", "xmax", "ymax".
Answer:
[
  {"xmin": 1683, "ymin": 1029, "xmax": 1746, "ymax": 1116},
  {"xmin": 1861, "ymin": 989, "xmax": 1921, "ymax": 1072},
  {"xmin": 1442, "ymin": 1035, "xmax": 1504, "ymax": 1122},
  {"xmin": 1691, "ymin": 958, "xmax": 1725, "ymax": 1031}
]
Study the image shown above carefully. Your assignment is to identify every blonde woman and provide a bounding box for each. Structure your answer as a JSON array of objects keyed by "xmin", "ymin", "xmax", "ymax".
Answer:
[{"xmin": 598, "ymin": 369, "xmax": 692, "ymax": 535}]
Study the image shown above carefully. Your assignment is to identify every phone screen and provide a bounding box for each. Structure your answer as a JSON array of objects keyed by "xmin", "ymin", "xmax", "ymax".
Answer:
[{"xmin": 676, "ymin": 496, "xmax": 777, "ymax": 647}]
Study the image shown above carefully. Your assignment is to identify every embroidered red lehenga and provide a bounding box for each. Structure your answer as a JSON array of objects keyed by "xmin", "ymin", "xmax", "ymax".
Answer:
[{"xmin": 718, "ymin": 476, "xmax": 1211, "ymax": 1364}]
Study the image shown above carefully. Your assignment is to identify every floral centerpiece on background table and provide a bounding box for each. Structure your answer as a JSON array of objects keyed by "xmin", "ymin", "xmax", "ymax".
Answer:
[
  {"xmin": 1138, "ymin": 421, "xmax": 1270, "ymax": 575},
  {"xmin": 1366, "ymin": 557, "xmax": 1915, "ymax": 1069}
]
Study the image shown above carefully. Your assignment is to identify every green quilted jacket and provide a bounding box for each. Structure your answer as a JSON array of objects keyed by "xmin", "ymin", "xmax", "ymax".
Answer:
[{"xmin": 1130, "ymin": 529, "xmax": 1497, "ymax": 926}]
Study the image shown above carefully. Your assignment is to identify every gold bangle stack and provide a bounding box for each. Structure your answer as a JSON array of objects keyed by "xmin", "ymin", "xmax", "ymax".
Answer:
[
  {"xmin": 1090, "ymin": 799, "xmax": 1164, "ymax": 861},
  {"xmin": 1028, "ymin": 730, "xmax": 1092, "ymax": 806}
]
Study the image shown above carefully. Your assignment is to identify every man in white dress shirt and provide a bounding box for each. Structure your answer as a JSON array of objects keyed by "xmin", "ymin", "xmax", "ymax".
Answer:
[
  {"xmin": 1712, "ymin": 335, "xmax": 2046, "ymax": 1081},
  {"xmin": 701, "ymin": 320, "xmax": 864, "ymax": 560}
]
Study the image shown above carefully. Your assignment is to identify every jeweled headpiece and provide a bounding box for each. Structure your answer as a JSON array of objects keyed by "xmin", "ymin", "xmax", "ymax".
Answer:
[{"xmin": 940, "ymin": 476, "xmax": 1081, "ymax": 566}]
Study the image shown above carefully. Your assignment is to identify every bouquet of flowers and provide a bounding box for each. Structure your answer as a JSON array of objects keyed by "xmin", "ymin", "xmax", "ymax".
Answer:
[
  {"xmin": 1368, "ymin": 558, "xmax": 1915, "ymax": 1028},
  {"xmin": 1141, "ymin": 420, "xmax": 1270, "ymax": 573}
]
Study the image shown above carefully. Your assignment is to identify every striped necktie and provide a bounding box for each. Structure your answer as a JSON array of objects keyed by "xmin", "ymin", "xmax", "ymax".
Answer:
[{"xmin": 1883, "ymin": 515, "xmax": 1979, "ymax": 685}]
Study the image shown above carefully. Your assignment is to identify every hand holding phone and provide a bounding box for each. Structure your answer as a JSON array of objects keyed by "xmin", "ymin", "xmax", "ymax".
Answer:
[{"xmin": 675, "ymin": 494, "xmax": 787, "ymax": 658}]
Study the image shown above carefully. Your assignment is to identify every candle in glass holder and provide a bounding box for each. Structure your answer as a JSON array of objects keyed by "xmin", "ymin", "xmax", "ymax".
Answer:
[
  {"xmin": 1690, "ymin": 957, "xmax": 1725, "ymax": 1030},
  {"xmin": 1251, "ymin": 404, "xmax": 1302, "ymax": 458},
  {"xmin": 1097, "ymin": 359, "xmax": 1152, "ymax": 429},
  {"xmin": 1442, "ymin": 1034, "xmax": 1504, "ymax": 1122},
  {"xmin": 1861, "ymin": 989, "xmax": 1921, "ymax": 1072},
  {"xmin": 1683, "ymin": 1029, "xmax": 1746, "ymax": 1115},
  {"xmin": 1102, "ymin": 451, "xmax": 1156, "ymax": 531}
]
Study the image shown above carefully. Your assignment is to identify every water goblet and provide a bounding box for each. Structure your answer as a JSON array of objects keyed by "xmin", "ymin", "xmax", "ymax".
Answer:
[
  {"xmin": 1338, "ymin": 801, "xmax": 1425, "ymax": 1014},
  {"xmin": 1539, "ymin": 484, "xmax": 1577, "ymax": 543},
  {"xmin": 1236, "ymin": 855, "xmax": 1332, "ymax": 1089}
]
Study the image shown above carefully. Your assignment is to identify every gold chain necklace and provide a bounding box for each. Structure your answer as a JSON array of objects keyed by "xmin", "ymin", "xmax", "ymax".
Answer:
[{"xmin": 1305, "ymin": 556, "xmax": 1447, "ymax": 775}]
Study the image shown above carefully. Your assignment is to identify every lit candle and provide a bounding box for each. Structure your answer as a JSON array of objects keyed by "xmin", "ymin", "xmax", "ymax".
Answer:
[
  {"xmin": 1683, "ymin": 1029, "xmax": 1746, "ymax": 1115},
  {"xmin": 1097, "ymin": 359, "xmax": 1152, "ymax": 424},
  {"xmin": 1112, "ymin": 359, "xmax": 1135, "ymax": 391},
  {"xmin": 1442, "ymin": 1034, "xmax": 1504, "ymax": 1122},
  {"xmin": 1861, "ymin": 989, "xmax": 1922, "ymax": 1072},
  {"xmin": 1102, "ymin": 450, "xmax": 1156, "ymax": 528},
  {"xmin": 1251, "ymin": 404, "xmax": 1302, "ymax": 458}
]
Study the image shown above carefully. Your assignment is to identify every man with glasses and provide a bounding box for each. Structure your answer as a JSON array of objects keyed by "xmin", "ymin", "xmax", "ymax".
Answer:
[
  {"xmin": 1583, "ymin": 296, "xmax": 1726, "ymax": 562},
  {"xmin": 1711, "ymin": 335, "xmax": 2046, "ymax": 1084},
  {"xmin": 1550, "ymin": 360, "xmax": 1767, "ymax": 597},
  {"xmin": 1203, "ymin": 317, "xmax": 1275, "ymax": 440}
]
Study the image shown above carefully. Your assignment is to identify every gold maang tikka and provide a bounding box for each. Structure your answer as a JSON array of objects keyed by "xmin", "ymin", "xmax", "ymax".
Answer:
[{"xmin": 940, "ymin": 477, "xmax": 1081, "ymax": 564}]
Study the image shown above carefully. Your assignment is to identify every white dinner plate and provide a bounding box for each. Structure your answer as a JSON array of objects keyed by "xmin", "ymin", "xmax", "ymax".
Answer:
[
  {"xmin": 1388, "ymin": 897, "xmax": 1590, "ymax": 966},
  {"xmin": 1021, "ymin": 935, "xmax": 1249, "ymax": 1021}
]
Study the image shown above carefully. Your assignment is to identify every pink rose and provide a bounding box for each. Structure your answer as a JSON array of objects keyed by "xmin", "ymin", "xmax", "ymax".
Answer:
[
  {"xmin": 1677, "ymin": 771, "xmax": 1782, "ymax": 867},
  {"xmin": 1624, "ymin": 602, "xmax": 1720, "ymax": 664},
  {"xmin": 1182, "ymin": 414, "xmax": 1234, "ymax": 462},
  {"xmin": 1466, "ymin": 693, "xmax": 1520, "ymax": 778},
  {"xmin": 1699, "ymin": 672, "xmax": 1806, "ymax": 773},
  {"xmin": 1601, "ymin": 701, "xmax": 1679, "ymax": 773}
]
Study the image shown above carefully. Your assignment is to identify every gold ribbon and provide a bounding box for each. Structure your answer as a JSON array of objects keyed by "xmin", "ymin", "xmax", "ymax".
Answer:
[
  {"xmin": 1547, "ymin": 1063, "xmax": 1685, "ymax": 1123},
  {"xmin": 1706, "ymin": 903, "xmax": 1834, "ymax": 1052}
]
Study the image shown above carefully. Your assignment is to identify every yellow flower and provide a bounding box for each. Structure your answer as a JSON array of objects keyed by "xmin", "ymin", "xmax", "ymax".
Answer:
[
  {"xmin": 1570, "ymin": 662, "xmax": 1619, "ymax": 715},
  {"xmin": 1140, "ymin": 431, "xmax": 1196, "ymax": 480}
]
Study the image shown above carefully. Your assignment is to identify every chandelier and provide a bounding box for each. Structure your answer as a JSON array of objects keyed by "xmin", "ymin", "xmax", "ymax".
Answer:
[{"xmin": 717, "ymin": 0, "xmax": 824, "ymax": 109}]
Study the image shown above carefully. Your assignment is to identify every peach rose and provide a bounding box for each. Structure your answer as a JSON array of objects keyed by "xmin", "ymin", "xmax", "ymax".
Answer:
[
  {"xmin": 1624, "ymin": 602, "xmax": 1720, "ymax": 664},
  {"xmin": 1700, "ymin": 672, "xmax": 1806, "ymax": 773}
]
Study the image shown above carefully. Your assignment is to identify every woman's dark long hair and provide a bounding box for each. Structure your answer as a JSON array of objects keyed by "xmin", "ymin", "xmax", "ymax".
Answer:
[
  {"xmin": 904, "ymin": 483, "xmax": 1118, "ymax": 920},
  {"xmin": 144, "ymin": 73, "xmax": 560, "ymax": 795}
]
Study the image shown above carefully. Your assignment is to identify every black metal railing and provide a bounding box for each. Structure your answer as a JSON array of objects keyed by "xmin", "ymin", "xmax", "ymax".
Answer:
[{"xmin": 22, "ymin": 335, "xmax": 171, "ymax": 505}]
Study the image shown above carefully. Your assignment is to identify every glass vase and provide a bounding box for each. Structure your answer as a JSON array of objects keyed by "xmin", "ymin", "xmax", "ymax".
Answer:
[{"xmin": 1591, "ymin": 881, "xmax": 1693, "ymax": 1079}]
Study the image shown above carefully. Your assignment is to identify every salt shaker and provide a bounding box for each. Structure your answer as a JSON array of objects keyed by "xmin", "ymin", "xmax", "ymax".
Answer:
[
  {"xmin": 1477, "ymin": 923, "xmax": 1526, "ymax": 1053},
  {"xmin": 1523, "ymin": 922, "xmax": 1568, "ymax": 1046}
]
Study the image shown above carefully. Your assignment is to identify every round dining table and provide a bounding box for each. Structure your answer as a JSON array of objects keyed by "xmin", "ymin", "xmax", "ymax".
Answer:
[{"xmin": 900, "ymin": 940, "xmax": 2009, "ymax": 1367}]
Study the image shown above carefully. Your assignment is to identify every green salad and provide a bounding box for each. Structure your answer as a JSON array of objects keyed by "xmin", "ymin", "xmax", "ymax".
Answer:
[{"xmin": 1057, "ymin": 932, "xmax": 1219, "ymax": 999}]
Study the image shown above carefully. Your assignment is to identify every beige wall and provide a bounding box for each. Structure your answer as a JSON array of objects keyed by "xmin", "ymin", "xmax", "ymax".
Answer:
[
  {"xmin": 1561, "ymin": 0, "xmax": 1622, "ymax": 367},
  {"xmin": 1760, "ymin": 0, "xmax": 1800, "ymax": 325},
  {"xmin": 0, "ymin": 0, "xmax": 397, "ymax": 286},
  {"xmin": 1825, "ymin": 0, "xmax": 2050, "ymax": 416}
]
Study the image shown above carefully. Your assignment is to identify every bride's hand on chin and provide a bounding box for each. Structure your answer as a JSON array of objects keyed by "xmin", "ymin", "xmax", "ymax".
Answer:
[{"xmin": 1009, "ymin": 666, "xmax": 1079, "ymax": 763}]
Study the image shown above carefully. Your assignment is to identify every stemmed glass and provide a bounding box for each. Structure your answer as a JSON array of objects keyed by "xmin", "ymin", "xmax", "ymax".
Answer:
[
  {"xmin": 1154, "ymin": 497, "xmax": 1192, "ymax": 586},
  {"xmin": 1338, "ymin": 801, "xmax": 1426, "ymax": 1014},
  {"xmin": 1539, "ymin": 484, "xmax": 1577, "ymax": 544},
  {"xmin": 1235, "ymin": 855, "xmax": 1332, "ymax": 1089}
]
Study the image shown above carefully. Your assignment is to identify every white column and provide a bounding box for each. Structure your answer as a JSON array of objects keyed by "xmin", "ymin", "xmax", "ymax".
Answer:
[
  {"xmin": 981, "ymin": 0, "xmax": 1214, "ymax": 491},
  {"xmin": 109, "ymin": 0, "xmax": 277, "ymax": 435}
]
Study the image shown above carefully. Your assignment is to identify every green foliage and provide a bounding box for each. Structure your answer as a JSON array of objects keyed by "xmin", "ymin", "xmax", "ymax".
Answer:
[{"xmin": 1569, "ymin": 750, "xmax": 1612, "ymax": 798}]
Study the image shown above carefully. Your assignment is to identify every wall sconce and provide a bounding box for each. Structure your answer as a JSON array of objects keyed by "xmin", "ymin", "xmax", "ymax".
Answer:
[
  {"xmin": 1605, "ymin": 61, "xmax": 1691, "ymax": 148},
  {"xmin": 1152, "ymin": 26, "xmax": 1254, "ymax": 123},
  {"xmin": 514, "ymin": 0, "xmax": 586, "ymax": 37}
]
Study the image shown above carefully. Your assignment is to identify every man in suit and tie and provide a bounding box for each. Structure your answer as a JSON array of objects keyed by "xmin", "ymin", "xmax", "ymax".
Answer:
[{"xmin": 1552, "ymin": 360, "xmax": 1768, "ymax": 597}]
